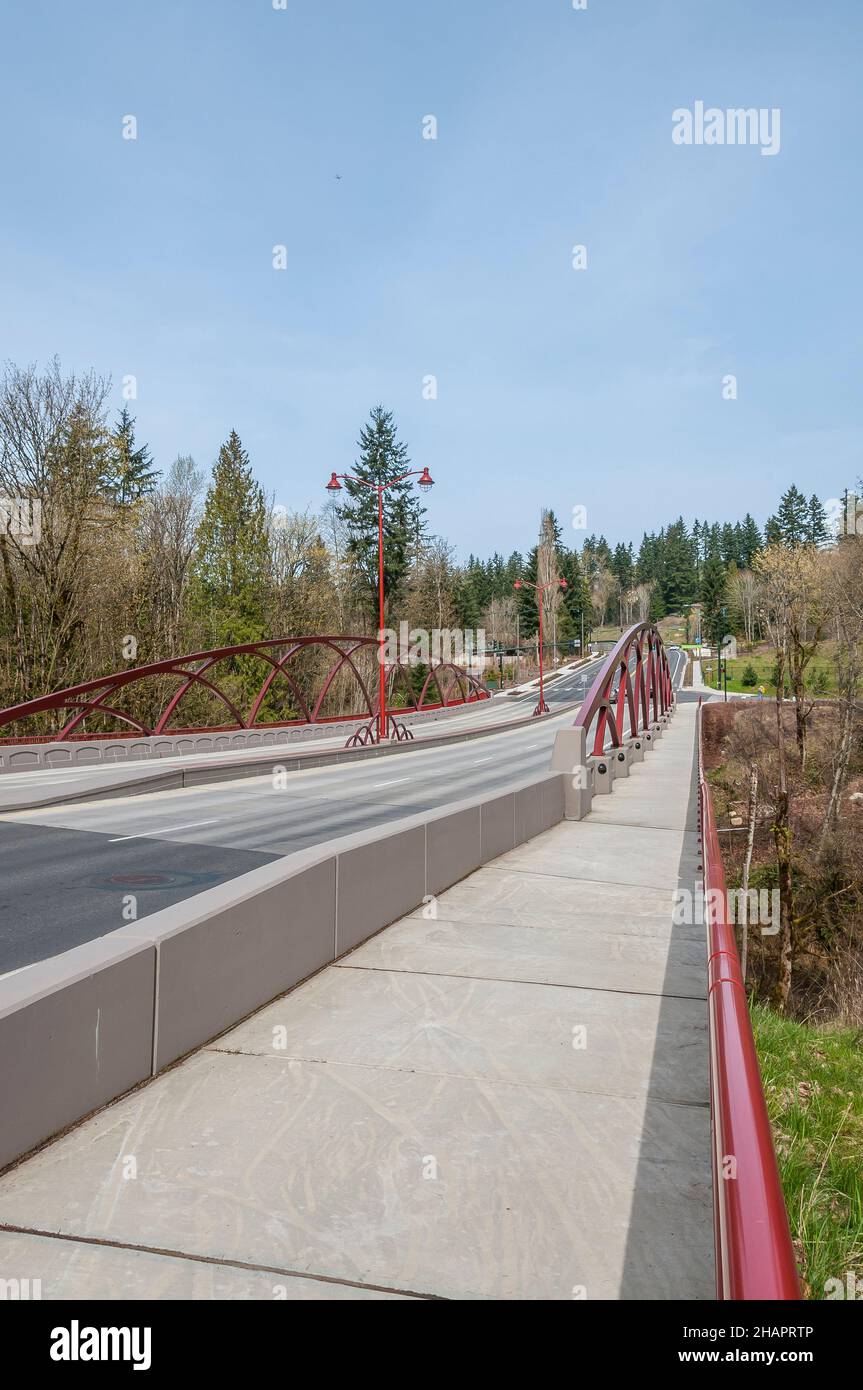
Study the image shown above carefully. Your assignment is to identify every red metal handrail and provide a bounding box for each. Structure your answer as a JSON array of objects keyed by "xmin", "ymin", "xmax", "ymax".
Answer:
[
  {"xmin": 697, "ymin": 700, "xmax": 801, "ymax": 1300},
  {"xmin": 574, "ymin": 621, "xmax": 673, "ymax": 754}
]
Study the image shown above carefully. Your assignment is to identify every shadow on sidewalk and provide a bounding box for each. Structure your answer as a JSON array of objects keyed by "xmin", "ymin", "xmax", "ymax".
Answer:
[{"xmin": 618, "ymin": 749, "xmax": 715, "ymax": 1299}]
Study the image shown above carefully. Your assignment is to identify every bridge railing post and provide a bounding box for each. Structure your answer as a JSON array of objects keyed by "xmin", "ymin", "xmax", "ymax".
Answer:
[
  {"xmin": 588, "ymin": 752, "xmax": 615, "ymax": 794},
  {"xmin": 611, "ymin": 744, "xmax": 634, "ymax": 778},
  {"xmin": 549, "ymin": 726, "xmax": 592, "ymax": 819}
]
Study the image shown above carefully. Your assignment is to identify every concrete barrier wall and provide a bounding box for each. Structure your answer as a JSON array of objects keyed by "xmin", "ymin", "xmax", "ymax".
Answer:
[
  {"xmin": 0, "ymin": 938, "xmax": 156, "ymax": 1172},
  {"xmin": 0, "ymin": 770, "xmax": 566, "ymax": 1170},
  {"xmin": 0, "ymin": 698, "xmax": 499, "ymax": 773}
]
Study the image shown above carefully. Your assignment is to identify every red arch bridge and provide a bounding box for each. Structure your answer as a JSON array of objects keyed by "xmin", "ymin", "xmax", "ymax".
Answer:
[
  {"xmin": 0, "ymin": 621, "xmax": 800, "ymax": 1300},
  {"xmin": 0, "ymin": 636, "xmax": 490, "ymax": 747}
]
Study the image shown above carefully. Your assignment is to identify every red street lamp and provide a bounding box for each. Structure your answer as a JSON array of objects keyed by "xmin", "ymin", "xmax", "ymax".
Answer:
[
  {"xmin": 325, "ymin": 466, "xmax": 435, "ymax": 742},
  {"xmin": 514, "ymin": 576, "xmax": 567, "ymax": 716}
]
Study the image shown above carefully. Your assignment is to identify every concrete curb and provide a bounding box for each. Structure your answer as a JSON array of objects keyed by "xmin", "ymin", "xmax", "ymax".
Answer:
[{"xmin": 0, "ymin": 769, "xmax": 566, "ymax": 1171}]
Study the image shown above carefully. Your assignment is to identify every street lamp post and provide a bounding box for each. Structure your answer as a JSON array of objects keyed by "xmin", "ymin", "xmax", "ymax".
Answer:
[
  {"xmin": 326, "ymin": 466, "xmax": 434, "ymax": 742},
  {"xmin": 514, "ymin": 575, "xmax": 567, "ymax": 716}
]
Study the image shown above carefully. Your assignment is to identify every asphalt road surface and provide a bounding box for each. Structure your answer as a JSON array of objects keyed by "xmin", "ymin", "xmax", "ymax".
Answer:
[{"xmin": 0, "ymin": 649, "xmax": 686, "ymax": 974}]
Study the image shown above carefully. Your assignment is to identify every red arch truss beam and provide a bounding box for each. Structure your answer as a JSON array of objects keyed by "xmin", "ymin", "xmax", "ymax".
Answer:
[
  {"xmin": 574, "ymin": 622, "xmax": 674, "ymax": 755},
  {"xmin": 0, "ymin": 637, "xmax": 490, "ymax": 740}
]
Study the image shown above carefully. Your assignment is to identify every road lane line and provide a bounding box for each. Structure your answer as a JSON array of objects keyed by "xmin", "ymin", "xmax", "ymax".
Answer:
[
  {"xmin": 371, "ymin": 778, "xmax": 409, "ymax": 788},
  {"xmin": 108, "ymin": 819, "xmax": 219, "ymax": 843}
]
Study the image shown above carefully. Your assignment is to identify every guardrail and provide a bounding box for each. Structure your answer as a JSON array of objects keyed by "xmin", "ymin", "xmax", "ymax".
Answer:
[
  {"xmin": 574, "ymin": 622, "xmax": 673, "ymax": 753},
  {"xmin": 697, "ymin": 700, "xmax": 801, "ymax": 1300}
]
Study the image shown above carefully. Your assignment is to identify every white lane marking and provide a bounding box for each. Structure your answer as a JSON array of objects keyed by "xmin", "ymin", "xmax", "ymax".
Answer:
[
  {"xmin": 108, "ymin": 819, "xmax": 219, "ymax": 843},
  {"xmin": 371, "ymin": 777, "xmax": 409, "ymax": 788},
  {"xmin": 471, "ymin": 756, "xmax": 493, "ymax": 764}
]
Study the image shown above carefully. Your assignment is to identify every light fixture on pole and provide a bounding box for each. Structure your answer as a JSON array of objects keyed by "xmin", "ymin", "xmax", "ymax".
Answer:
[{"xmin": 325, "ymin": 465, "xmax": 435, "ymax": 744}]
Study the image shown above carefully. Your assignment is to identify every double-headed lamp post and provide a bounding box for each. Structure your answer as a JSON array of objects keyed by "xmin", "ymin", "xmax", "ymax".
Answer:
[
  {"xmin": 514, "ymin": 575, "xmax": 567, "ymax": 716},
  {"xmin": 326, "ymin": 466, "xmax": 434, "ymax": 742}
]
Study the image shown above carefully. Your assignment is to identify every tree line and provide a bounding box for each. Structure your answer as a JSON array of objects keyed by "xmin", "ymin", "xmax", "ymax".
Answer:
[{"xmin": 0, "ymin": 358, "xmax": 853, "ymax": 731}]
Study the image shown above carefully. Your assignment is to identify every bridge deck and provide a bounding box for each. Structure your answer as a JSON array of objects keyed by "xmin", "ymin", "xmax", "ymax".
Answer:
[{"xmin": 0, "ymin": 704, "xmax": 713, "ymax": 1300}]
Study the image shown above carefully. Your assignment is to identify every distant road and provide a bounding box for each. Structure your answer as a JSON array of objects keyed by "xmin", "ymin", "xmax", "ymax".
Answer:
[{"xmin": 0, "ymin": 649, "xmax": 686, "ymax": 974}]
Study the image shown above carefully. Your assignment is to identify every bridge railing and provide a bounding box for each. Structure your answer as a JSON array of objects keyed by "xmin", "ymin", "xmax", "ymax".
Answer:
[
  {"xmin": 697, "ymin": 700, "xmax": 801, "ymax": 1300},
  {"xmin": 0, "ymin": 637, "xmax": 489, "ymax": 741},
  {"xmin": 574, "ymin": 622, "xmax": 673, "ymax": 753}
]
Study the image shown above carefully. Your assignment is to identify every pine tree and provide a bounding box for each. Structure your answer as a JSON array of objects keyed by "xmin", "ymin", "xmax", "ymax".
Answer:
[
  {"xmin": 806, "ymin": 494, "xmax": 829, "ymax": 547},
  {"xmin": 739, "ymin": 514, "xmax": 762, "ymax": 566},
  {"xmin": 611, "ymin": 542, "xmax": 634, "ymax": 593},
  {"xmin": 700, "ymin": 552, "xmax": 728, "ymax": 645},
  {"xmin": 105, "ymin": 405, "xmax": 158, "ymax": 505},
  {"xmin": 559, "ymin": 547, "xmax": 591, "ymax": 645},
  {"xmin": 516, "ymin": 543, "xmax": 540, "ymax": 637},
  {"xmin": 636, "ymin": 532, "xmax": 667, "ymax": 616},
  {"xmin": 768, "ymin": 485, "xmax": 809, "ymax": 546},
  {"xmin": 663, "ymin": 519, "xmax": 697, "ymax": 612},
  {"xmin": 720, "ymin": 523, "xmax": 737, "ymax": 568},
  {"xmin": 190, "ymin": 430, "xmax": 268, "ymax": 645},
  {"xmin": 706, "ymin": 522, "xmax": 722, "ymax": 558},
  {"xmin": 337, "ymin": 406, "xmax": 426, "ymax": 621}
]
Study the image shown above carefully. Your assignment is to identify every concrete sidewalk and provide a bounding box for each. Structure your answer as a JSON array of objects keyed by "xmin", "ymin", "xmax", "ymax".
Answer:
[{"xmin": 0, "ymin": 704, "xmax": 713, "ymax": 1300}]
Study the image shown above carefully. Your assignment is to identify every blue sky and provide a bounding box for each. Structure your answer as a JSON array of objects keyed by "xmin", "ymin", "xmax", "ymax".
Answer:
[{"xmin": 2, "ymin": 0, "xmax": 861, "ymax": 558}]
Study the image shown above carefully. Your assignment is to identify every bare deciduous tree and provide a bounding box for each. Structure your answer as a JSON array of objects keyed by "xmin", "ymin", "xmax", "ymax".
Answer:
[
  {"xmin": 821, "ymin": 536, "xmax": 863, "ymax": 846},
  {"xmin": 0, "ymin": 358, "xmax": 113, "ymax": 705},
  {"xmin": 729, "ymin": 568, "xmax": 761, "ymax": 647}
]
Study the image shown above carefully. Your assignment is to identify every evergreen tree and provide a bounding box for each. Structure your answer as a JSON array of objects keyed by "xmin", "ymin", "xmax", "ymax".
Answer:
[
  {"xmin": 719, "ymin": 522, "xmax": 737, "ymax": 568},
  {"xmin": 559, "ymin": 547, "xmax": 591, "ymax": 646},
  {"xmin": 739, "ymin": 514, "xmax": 762, "ymax": 566},
  {"xmin": 105, "ymin": 405, "xmax": 158, "ymax": 505},
  {"xmin": 767, "ymin": 484, "xmax": 809, "ymax": 546},
  {"xmin": 700, "ymin": 552, "xmax": 728, "ymax": 645},
  {"xmin": 61, "ymin": 402, "xmax": 114, "ymax": 498},
  {"xmin": 337, "ymin": 406, "xmax": 426, "ymax": 619},
  {"xmin": 705, "ymin": 522, "xmax": 722, "ymax": 558},
  {"xmin": 516, "ymin": 543, "xmax": 540, "ymax": 636},
  {"xmin": 692, "ymin": 520, "xmax": 704, "ymax": 579},
  {"xmin": 190, "ymin": 429, "xmax": 268, "ymax": 644},
  {"xmin": 636, "ymin": 532, "xmax": 667, "ymax": 616},
  {"xmin": 611, "ymin": 541, "xmax": 634, "ymax": 593},
  {"xmin": 806, "ymin": 494, "xmax": 829, "ymax": 547},
  {"xmin": 662, "ymin": 519, "xmax": 697, "ymax": 612}
]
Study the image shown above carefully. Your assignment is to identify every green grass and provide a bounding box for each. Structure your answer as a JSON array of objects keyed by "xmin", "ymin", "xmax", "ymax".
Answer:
[
  {"xmin": 751, "ymin": 1002, "xmax": 863, "ymax": 1298},
  {"xmin": 702, "ymin": 652, "xmax": 837, "ymax": 696}
]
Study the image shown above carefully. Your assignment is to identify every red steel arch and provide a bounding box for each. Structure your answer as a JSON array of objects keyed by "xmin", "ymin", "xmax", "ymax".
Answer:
[
  {"xmin": 0, "ymin": 637, "xmax": 490, "ymax": 741},
  {"xmin": 574, "ymin": 622, "xmax": 674, "ymax": 754}
]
